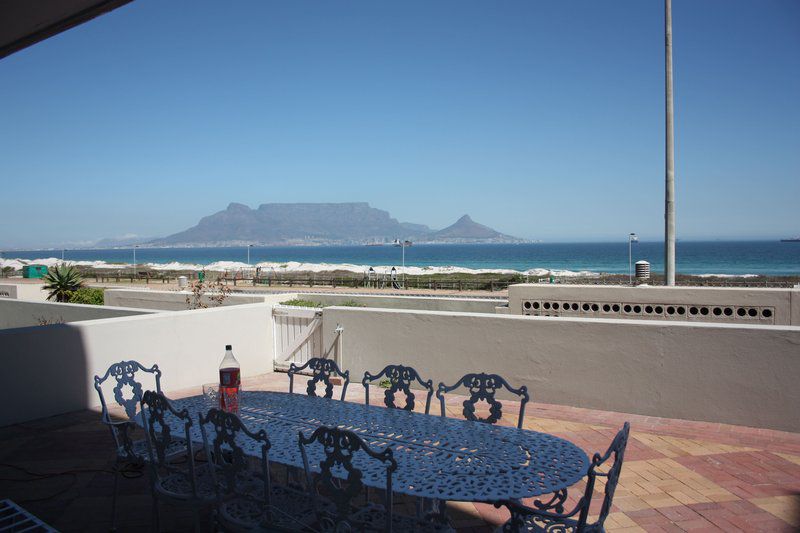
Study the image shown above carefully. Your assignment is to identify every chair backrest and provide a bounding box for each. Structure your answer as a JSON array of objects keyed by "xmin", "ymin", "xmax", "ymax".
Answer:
[
  {"xmin": 496, "ymin": 422, "xmax": 630, "ymax": 533},
  {"xmin": 578, "ymin": 422, "xmax": 630, "ymax": 530},
  {"xmin": 94, "ymin": 360, "xmax": 162, "ymax": 420},
  {"xmin": 140, "ymin": 391, "xmax": 199, "ymax": 495},
  {"xmin": 362, "ymin": 364, "xmax": 434, "ymax": 414},
  {"xmin": 199, "ymin": 408, "xmax": 272, "ymax": 507},
  {"xmin": 94, "ymin": 361, "xmax": 162, "ymax": 459},
  {"xmin": 288, "ymin": 357, "xmax": 350, "ymax": 401},
  {"xmin": 436, "ymin": 372, "xmax": 529, "ymax": 428},
  {"xmin": 298, "ymin": 426, "xmax": 397, "ymax": 532}
]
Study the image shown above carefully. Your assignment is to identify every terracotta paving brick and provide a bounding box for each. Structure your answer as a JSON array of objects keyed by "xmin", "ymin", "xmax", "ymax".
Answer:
[
  {"xmin": 675, "ymin": 451, "xmax": 800, "ymax": 499},
  {"xmin": 774, "ymin": 452, "xmax": 800, "ymax": 467},
  {"xmin": 2, "ymin": 372, "xmax": 799, "ymax": 532},
  {"xmin": 750, "ymin": 495, "xmax": 800, "ymax": 527}
]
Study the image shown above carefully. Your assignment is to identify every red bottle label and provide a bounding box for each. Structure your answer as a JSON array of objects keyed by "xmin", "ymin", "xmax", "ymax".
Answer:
[{"xmin": 219, "ymin": 367, "xmax": 240, "ymax": 413}]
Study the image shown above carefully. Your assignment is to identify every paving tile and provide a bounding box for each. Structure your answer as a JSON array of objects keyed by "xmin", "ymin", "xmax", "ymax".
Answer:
[
  {"xmin": 675, "ymin": 451, "xmax": 800, "ymax": 499},
  {"xmin": 749, "ymin": 495, "xmax": 800, "ymax": 527}
]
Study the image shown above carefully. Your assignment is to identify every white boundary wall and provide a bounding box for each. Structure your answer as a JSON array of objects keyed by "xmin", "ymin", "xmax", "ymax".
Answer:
[
  {"xmin": 323, "ymin": 307, "xmax": 800, "ymax": 432},
  {"xmin": 104, "ymin": 289, "xmax": 290, "ymax": 311},
  {"xmin": 104, "ymin": 289, "xmax": 503, "ymax": 314},
  {"xmin": 298, "ymin": 293, "xmax": 501, "ymax": 313},
  {"xmin": 0, "ymin": 299, "xmax": 157, "ymax": 330},
  {"xmin": 509, "ymin": 284, "xmax": 800, "ymax": 325},
  {"xmin": 0, "ymin": 282, "xmax": 49, "ymax": 301},
  {"xmin": 0, "ymin": 303, "xmax": 274, "ymax": 426}
]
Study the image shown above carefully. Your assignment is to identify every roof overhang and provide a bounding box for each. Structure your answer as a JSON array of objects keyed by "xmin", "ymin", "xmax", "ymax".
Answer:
[{"xmin": 0, "ymin": 0, "xmax": 133, "ymax": 60}]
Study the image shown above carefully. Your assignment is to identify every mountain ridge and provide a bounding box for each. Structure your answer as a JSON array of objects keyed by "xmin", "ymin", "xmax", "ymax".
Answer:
[{"xmin": 147, "ymin": 202, "xmax": 526, "ymax": 246}]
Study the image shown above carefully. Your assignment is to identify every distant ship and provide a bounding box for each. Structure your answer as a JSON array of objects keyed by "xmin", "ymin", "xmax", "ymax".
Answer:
[{"xmin": 780, "ymin": 237, "xmax": 800, "ymax": 242}]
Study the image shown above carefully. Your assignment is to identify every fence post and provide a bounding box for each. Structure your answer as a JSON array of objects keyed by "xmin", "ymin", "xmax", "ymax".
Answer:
[{"xmin": 490, "ymin": 281, "xmax": 495, "ymax": 292}]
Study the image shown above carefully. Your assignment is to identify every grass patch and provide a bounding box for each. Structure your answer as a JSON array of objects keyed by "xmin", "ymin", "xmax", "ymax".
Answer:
[
  {"xmin": 279, "ymin": 299, "xmax": 323, "ymax": 308},
  {"xmin": 338, "ymin": 299, "xmax": 365, "ymax": 307}
]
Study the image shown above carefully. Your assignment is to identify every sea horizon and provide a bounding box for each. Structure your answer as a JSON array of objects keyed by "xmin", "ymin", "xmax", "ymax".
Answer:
[{"xmin": 2, "ymin": 241, "xmax": 798, "ymax": 277}]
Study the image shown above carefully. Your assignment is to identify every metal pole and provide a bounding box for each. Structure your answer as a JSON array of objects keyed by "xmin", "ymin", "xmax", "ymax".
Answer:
[
  {"xmin": 664, "ymin": 0, "xmax": 676, "ymax": 286},
  {"xmin": 401, "ymin": 242, "xmax": 405, "ymax": 287},
  {"xmin": 247, "ymin": 245, "xmax": 250, "ymax": 265},
  {"xmin": 629, "ymin": 235, "xmax": 633, "ymax": 286},
  {"xmin": 133, "ymin": 246, "xmax": 136, "ymax": 277}
]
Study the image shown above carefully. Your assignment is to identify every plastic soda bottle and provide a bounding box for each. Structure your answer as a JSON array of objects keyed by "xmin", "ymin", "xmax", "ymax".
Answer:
[{"xmin": 218, "ymin": 345, "xmax": 240, "ymax": 413}]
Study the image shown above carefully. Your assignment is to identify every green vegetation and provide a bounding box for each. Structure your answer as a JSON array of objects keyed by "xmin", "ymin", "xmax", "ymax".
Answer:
[
  {"xmin": 279, "ymin": 298, "xmax": 366, "ymax": 308},
  {"xmin": 69, "ymin": 287, "xmax": 105, "ymax": 305},
  {"xmin": 379, "ymin": 379, "xmax": 392, "ymax": 388},
  {"xmin": 338, "ymin": 299, "xmax": 365, "ymax": 307},
  {"xmin": 42, "ymin": 266, "xmax": 84, "ymax": 302},
  {"xmin": 280, "ymin": 299, "xmax": 322, "ymax": 308}
]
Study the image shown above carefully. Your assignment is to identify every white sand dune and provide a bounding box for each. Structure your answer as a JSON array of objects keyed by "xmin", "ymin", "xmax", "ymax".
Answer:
[
  {"xmin": 0, "ymin": 256, "xmax": 764, "ymax": 278},
  {"xmin": 0, "ymin": 256, "xmax": 602, "ymax": 277}
]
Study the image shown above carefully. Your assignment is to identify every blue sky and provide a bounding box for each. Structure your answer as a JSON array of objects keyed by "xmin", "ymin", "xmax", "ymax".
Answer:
[{"xmin": 1, "ymin": 0, "xmax": 798, "ymax": 248}]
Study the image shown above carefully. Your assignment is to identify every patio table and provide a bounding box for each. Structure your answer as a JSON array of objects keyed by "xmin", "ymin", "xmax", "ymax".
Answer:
[{"xmin": 162, "ymin": 391, "xmax": 589, "ymax": 502}]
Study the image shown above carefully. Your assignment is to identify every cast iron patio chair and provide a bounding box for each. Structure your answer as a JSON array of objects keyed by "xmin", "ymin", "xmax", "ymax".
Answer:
[
  {"xmin": 199, "ymin": 407, "xmax": 314, "ymax": 531},
  {"xmin": 288, "ymin": 357, "xmax": 350, "ymax": 401},
  {"xmin": 299, "ymin": 425, "xmax": 452, "ymax": 532},
  {"xmin": 140, "ymin": 391, "xmax": 215, "ymax": 531},
  {"xmin": 436, "ymin": 372, "xmax": 530, "ymax": 429},
  {"xmin": 94, "ymin": 360, "xmax": 185, "ymax": 530},
  {"xmin": 493, "ymin": 422, "xmax": 631, "ymax": 533},
  {"xmin": 362, "ymin": 364, "xmax": 435, "ymax": 414}
]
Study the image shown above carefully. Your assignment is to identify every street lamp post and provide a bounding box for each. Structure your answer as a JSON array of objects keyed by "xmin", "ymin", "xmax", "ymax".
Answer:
[
  {"xmin": 133, "ymin": 245, "xmax": 139, "ymax": 278},
  {"xmin": 664, "ymin": 0, "xmax": 676, "ymax": 285},
  {"xmin": 401, "ymin": 241, "xmax": 406, "ymax": 287},
  {"xmin": 61, "ymin": 249, "xmax": 66, "ymax": 263},
  {"xmin": 247, "ymin": 244, "xmax": 254, "ymax": 265},
  {"xmin": 628, "ymin": 233, "xmax": 638, "ymax": 286}
]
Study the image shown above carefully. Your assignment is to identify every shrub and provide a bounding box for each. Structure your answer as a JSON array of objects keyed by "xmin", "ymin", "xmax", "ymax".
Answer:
[
  {"xmin": 43, "ymin": 265, "xmax": 84, "ymax": 302},
  {"xmin": 279, "ymin": 299, "xmax": 322, "ymax": 308},
  {"xmin": 69, "ymin": 287, "xmax": 105, "ymax": 305},
  {"xmin": 338, "ymin": 299, "xmax": 365, "ymax": 307}
]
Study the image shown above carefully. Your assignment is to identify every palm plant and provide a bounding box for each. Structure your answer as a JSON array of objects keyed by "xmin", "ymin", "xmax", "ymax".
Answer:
[{"xmin": 42, "ymin": 265, "xmax": 84, "ymax": 302}]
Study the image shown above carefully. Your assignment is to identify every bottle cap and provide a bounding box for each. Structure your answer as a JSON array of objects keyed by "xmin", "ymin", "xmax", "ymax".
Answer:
[{"xmin": 225, "ymin": 344, "xmax": 232, "ymax": 350}]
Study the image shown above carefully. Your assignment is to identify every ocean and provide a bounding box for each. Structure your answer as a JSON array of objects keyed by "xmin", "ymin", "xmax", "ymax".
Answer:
[{"xmin": 2, "ymin": 241, "xmax": 798, "ymax": 277}]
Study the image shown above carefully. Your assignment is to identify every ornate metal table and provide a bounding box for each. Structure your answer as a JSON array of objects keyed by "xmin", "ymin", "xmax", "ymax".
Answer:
[{"xmin": 167, "ymin": 391, "xmax": 589, "ymax": 502}]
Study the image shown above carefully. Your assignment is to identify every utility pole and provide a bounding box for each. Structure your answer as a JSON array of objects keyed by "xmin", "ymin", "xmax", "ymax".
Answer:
[{"xmin": 664, "ymin": 0, "xmax": 676, "ymax": 286}]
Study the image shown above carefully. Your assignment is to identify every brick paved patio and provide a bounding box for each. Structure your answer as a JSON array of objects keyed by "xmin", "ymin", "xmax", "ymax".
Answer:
[{"xmin": 1, "ymin": 372, "xmax": 798, "ymax": 532}]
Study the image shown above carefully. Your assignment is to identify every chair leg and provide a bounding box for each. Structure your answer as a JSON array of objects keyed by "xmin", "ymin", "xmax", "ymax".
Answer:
[
  {"xmin": 435, "ymin": 499, "xmax": 448, "ymax": 525},
  {"xmin": 424, "ymin": 498, "xmax": 448, "ymax": 525},
  {"xmin": 192, "ymin": 507, "xmax": 200, "ymax": 532},
  {"xmin": 151, "ymin": 496, "xmax": 160, "ymax": 533},
  {"xmin": 110, "ymin": 465, "xmax": 119, "ymax": 532}
]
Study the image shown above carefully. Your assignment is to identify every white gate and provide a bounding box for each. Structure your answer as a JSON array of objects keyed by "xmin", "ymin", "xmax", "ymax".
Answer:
[
  {"xmin": 272, "ymin": 306, "xmax": 323, "ymax": 370},
  {"xmin": 272, "ymin": 306, "xmax": 344, "ymax": 371}
]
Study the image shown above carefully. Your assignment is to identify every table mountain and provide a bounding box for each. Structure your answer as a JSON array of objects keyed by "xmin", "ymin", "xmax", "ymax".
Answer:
[{"xmin": 150, "ymin": 203, "xmax": 524, "ymax": 246}]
